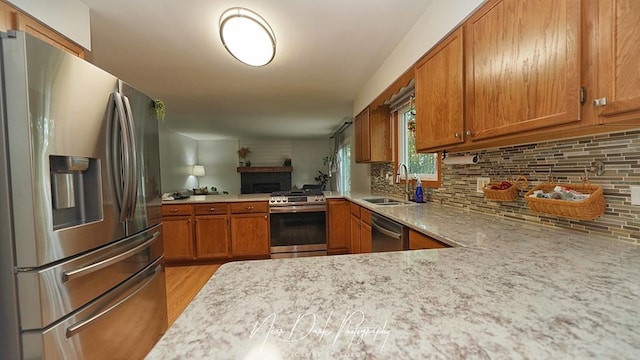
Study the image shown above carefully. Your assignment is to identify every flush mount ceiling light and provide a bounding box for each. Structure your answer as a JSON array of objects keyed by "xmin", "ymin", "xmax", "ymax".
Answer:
[{"xmin": 219, "ymin": 7, "xmax": 276, "ymax": 67}]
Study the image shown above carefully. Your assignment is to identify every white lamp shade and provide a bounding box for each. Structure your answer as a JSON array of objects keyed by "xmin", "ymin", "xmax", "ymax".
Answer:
[
  {"xmin": 192, "ymin": 165, "xmax": 205, "ymax": 177},
  {"xmin": 219, "ymin": 7, "xmax": 276, "ymax": 67}
]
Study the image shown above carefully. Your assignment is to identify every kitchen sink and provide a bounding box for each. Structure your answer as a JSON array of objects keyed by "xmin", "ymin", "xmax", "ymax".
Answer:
[{"xmin": 362, "ymin": 197, "xmax": 412, "ymax": 206}]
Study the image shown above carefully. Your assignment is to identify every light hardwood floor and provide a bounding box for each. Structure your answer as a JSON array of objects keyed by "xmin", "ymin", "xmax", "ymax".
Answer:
[{"xmin": 165, "ymin": 264, "xmax": 221, "ymax": 326}]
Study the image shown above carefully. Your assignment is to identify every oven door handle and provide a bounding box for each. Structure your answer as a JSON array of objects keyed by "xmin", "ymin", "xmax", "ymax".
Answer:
[
  {"xmin": 371, "ymin": 221, "xmax": 403, "ymax": 240},
  {"xmin": 269, "ymin": 205, "xmax": 327, "ymax": 213}
]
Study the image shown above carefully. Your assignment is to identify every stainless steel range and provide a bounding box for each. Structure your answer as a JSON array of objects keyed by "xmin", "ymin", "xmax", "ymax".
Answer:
[{"xmin": 269, "ymin": 189, "xmax": 327, "ymax": 258}]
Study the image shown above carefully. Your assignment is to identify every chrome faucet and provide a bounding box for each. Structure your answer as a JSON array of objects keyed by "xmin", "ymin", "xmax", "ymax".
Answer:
[{"xmin": 396, "ymin": 162, "xmax": 410, "ymax": 201}]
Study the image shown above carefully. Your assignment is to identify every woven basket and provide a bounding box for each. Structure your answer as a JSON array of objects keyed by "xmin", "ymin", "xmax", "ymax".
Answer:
[
  {"xmin": 524, "ymin": 183, "xmax": 605, "ymax": 220},
  {"xmin": 483, "ymin": 182, "xmax": 518, "ymax": 202}
]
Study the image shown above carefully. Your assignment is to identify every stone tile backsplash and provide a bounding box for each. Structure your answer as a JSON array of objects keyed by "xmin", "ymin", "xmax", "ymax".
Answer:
[{"xmin": 371, "ymin": 130, "xmax": 640, "ymax": 244}]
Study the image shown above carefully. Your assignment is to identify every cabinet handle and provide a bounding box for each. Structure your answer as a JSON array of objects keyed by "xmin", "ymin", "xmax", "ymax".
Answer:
[
  {"xmin": 246, "ymin": 206, "xmax": 254, "ymax": 211},
  {"xmin": 209, "ymin": 207, "xmax": 216, "ymax": 212},
  {"xmin": 465, "ymin": 130, "xmax": 474, "ymax": 137},
  {"xmin": 454, "ymin": 132, "xmax": 460, "ymax": 138},
  {"xmin": 187, "ymin": 219, "xmax": 191, "ymax": 223},
  {"xmin": 170, "ymin": 208, "xmax": 178, "ymax": 213},
  {"xmin": 593, "ymin": 97, "xmax": 607, "ymax": 107}
]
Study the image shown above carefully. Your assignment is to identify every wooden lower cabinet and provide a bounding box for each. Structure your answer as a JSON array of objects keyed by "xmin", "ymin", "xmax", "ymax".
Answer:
[
  {"xmin": 349, "ymin": 203, "xmax": 372, "ymax": 254},
  {"xmin": 350, "ymin": 214, "xmax": 361, "ymax": 254},
  {"xmin": 163, "ymin": 216, "xmax": 195, "ymax": 261},
  {"xmin": 327, "ymin": 199, "xmax": 350, "ymax": 254},
  {"xmin": 195, "ymin": 215, "xmax": 230, "ymax": 259},
  {"xmin": 408, "ymin": 229, "xmax": 449, "ymax": 250},
  {"xmin": 230, "ymin": 213, "xmax": 270, "ymax": 257},
  {"xmin": 360, "ymin": 222, "xmax": 372, "ymax": 253},
  {"xmin": 162, "ymin": 201, "xmax": 269, "ymax": 263}
]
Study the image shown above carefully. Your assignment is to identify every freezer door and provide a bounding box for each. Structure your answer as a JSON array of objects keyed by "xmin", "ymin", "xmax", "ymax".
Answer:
[
  {"xmin": 119, "ymin": 81, "xmax": 162, "ymax": 236},
  {"xmin": 21, "ymin": 256, "xmax": 168, "ymax": 360},
  {"xmin": 2, "ymin": 32, "xmax": 126, "ymax": 268},
  {"xmin": 16, "ymin": 224, "xmax": 163, "ymax": 330}
]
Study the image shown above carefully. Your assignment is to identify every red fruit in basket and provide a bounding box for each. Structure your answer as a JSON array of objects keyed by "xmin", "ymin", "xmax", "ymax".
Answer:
[{"xmin": 499, "ymin": 181, "xmax": 512, "ymax": 190}]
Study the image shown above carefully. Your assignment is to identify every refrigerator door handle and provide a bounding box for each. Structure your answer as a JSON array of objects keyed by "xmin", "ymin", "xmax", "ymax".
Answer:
[
  {"xmin": 122, "ymin": 95, "xmax": 138, "ymax": 220},
  {"xmin": 61, "ymin": 231, "xmax": 161, "ymax": 283},
  {"xmin": 112, "ymin": 91, "xmax": 132, "ymax": 222},
  {"xmin": 65, "ymin": 259, "xmax": 163, "ymax": 338}
]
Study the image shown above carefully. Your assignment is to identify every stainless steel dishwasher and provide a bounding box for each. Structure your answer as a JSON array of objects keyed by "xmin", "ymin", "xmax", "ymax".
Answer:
[{"xmin": 371, "ymin": 213, "xmax": 408, "ymax": 252}]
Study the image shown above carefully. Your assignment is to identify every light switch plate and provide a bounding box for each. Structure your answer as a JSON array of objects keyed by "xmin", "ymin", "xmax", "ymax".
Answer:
[
  {"xmin": 631, "ymin": 186, "xmax": 640, "ymax": 205},
  {"xmin": 477, "ymin": 177, "xmax": 491, "ymax": 193}
]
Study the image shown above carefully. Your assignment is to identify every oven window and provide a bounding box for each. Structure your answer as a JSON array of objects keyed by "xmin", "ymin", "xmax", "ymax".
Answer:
[{"xmin": 270, "ymin": 212, "xmax": 326, "ymax": 247}]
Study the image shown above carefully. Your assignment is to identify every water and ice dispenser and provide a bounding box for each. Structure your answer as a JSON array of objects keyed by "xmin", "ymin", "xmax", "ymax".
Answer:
[{"xmin": 50, "ymin": 155, "xmax": 102, "ymax": 230}]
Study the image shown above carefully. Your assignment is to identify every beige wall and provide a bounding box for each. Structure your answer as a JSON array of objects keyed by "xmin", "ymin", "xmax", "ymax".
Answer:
[
  {"xmin": 353, "ymin": 0, "xmax": 483, "ymax": 114},
  {"xmin": 158, "ymin": 126, "xmax": 199, "ymax": 193}
]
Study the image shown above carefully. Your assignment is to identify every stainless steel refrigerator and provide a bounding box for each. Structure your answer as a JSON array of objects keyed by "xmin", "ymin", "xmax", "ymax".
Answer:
[{"xmin": 0, "ymin": 31, "xmax": 167, "ymax": 359}]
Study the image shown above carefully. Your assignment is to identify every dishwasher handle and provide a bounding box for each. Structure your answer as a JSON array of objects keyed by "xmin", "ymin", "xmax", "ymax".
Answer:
[{"xmin": 370, "ymin": 220, "xmax": 402, "ymax": 240}]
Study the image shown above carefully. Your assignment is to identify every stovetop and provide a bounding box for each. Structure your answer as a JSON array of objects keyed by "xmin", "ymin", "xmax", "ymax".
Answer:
[
  {"xmin": 270, "ymin": 189, "xmax": 324, "ymax": 197},
  {"xmin": 269, "ymin": 189, "xmax": 326, "ymax": 206}
]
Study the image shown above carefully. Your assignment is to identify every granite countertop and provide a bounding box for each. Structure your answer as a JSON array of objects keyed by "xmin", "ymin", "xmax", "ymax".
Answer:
[
  {"xmin": 148, "ymin": 198, "xmax": 640, "ymax": 359},
  {"xmin": 162, "ymin": 193, "xmax": 271, "ymax": 204}
]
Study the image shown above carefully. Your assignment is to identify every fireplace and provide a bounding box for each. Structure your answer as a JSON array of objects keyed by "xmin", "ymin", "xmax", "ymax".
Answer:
[
  {"xmin": 240, "ymin": 171, "xmax": 292, "ymax": 194},
  {"xmin": 252, "ymin": 183, "xmax": 281, "ymax": 193}
]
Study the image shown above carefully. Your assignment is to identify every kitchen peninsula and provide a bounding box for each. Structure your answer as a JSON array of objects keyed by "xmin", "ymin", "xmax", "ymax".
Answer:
[{"xmin": 149, "ymin": 199, "xmax": 640, "ymax": 359}]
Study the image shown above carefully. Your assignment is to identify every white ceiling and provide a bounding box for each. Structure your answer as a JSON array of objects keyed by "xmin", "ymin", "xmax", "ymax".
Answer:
[{"xmin": 81, "ymin": 0, "xmax": 434, "ymax": 140}]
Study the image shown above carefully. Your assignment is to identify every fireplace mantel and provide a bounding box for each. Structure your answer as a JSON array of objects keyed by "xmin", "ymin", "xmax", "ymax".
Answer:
[{"xmin": 236, "ymin": 166, "xmax": 293, "ymax": 173}]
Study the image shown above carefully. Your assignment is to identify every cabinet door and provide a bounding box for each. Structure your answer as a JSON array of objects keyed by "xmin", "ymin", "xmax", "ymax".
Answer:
[
  {"xmin": 408, "ymin": 229, "xmax": 449, "ymax": 250},
  {"xmin": 354, "ymin": 112, "xmax": 363, "ymax": 162},
  {"xmin": 327, "ymin": 199, "xmax": 350, "ymax": 254},
  {"xmin": 596, "ymin": 0, "xmax": 640, "ymax": 123},
  {"xmin": 195, "ymin": 215, "xmax": 230, "ymax": 259},
  {"xmin": 415, "ymin": 27, "xmax": 465, "ymax": 150},
  {"xmin": 163, "ymin": 216, "xmax": 194, "ymax": 261},
  {"xmin": 465, "ymin": 0, "xmax": 581, "ymax": 140},
  {"xmin": 360, "ymin": 107, "xmax": 372, "ymax": 161},
  {"xmin": 350, "ymin": 214, "xmax": 361, "ymax": 254},
  {"xmin": 230, "ymin": 214, "xmax": 270, "ymax": 257},
  {"xmin": 360, "ymin": 222, "xmax": 372, "ymax": 253}
]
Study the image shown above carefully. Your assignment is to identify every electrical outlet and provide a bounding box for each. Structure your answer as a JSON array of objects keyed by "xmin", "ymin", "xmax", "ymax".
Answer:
[
  {"xmin": 631, "ymin": 186, "xmax": 640, "ymax": 205},
  {"xmin": 477, "ymin": 177, "xmax": 491, "ymax": 193}
]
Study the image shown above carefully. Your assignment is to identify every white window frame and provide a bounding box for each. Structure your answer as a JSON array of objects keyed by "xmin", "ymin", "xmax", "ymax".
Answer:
[{"xmin": 397, "ymin": 103, "xmax": 439, "ymax": 182}]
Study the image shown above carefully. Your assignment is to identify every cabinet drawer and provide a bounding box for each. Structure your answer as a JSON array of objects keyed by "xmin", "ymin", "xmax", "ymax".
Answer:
[
  {"xmin": 230, "ymin": 201, "xmax": 268, "ymax": 214},
  {"xmin": 360, "ymin": 208, "xmax": 371, "ymax": 225},
  {"xmin": 162, "ymin": 204, "xmax": 192, "ymax": 216},
  {"xmin": 194, "ymin": 203, "xmax": 229, "ymax": 215},
  {"xmin": 350, "ymin": 202, "xmax": 360, "ymax": 217}
]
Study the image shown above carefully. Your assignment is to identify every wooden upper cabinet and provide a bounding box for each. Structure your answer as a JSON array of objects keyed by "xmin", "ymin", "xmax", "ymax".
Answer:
[
  {"xmin": 595, "ymin": 0, "xmax": 640, "ymax": 123},
  {"xmin": 354, "ymin": 114, "xmax": 363, "ymax": 162},
  {"xmin": 464, "ymin": 0, "xmax": 581, "ymax": 141},
  {"xmin": 0, "ymin": 1, "xmax": 17, "ymax": 32},
  {"xmin": 415, "ymin": 27, "xmax": 465, "ymax": 151},
  {"xmin": 16, "ymin": 13, "xmax": 85, "ymax": 58},
  {"xmin": 354, "ymin": 106, "xmax": 391, "ymax": 163},
  {"xmin": 360, "ymin": 108, "xmax": 372, "ymax": 161},
  {"xmin": 0, "ymin": 1, "xmax": 85, "ymax": 58}
]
